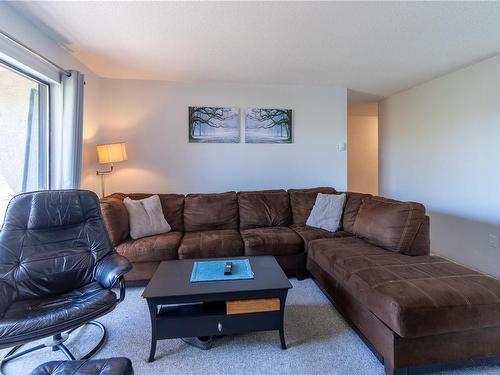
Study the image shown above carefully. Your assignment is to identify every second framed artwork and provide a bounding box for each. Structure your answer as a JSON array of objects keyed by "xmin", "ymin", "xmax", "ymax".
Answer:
[
  {"xmin": 245, "ymin": 108, "xmax": 292, "ymax": 144},
  {"xmin": 188, "ymin": 106, "xmax": 292, "ymax": 144}
]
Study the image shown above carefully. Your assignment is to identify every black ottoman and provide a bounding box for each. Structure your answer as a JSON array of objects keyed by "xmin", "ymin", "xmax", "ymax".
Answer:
[{"xmin": 29, "ymin": 358, "xmax": 133, "ymax": 375}]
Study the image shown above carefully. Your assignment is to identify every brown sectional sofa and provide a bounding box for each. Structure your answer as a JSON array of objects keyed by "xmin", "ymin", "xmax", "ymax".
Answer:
[
  {"xmin": 100, "ymin": 187, "xmax": 346, "ymax": 281},
  {"xmin": 100, "ymin": 188, "xmax": 500, "ymax": 374}
]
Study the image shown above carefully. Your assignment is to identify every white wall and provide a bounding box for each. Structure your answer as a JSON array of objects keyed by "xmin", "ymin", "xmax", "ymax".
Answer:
[
  {"xmin": 347, "ymin": 115, "xmax": 378, "ymax": 195},
  {"xmin": 81, "ymin": 80, "xmax": 347, "ymax": 194},
  {"xmin": 379, "ymin": 54, "xmax": 500, "ymax": 277}
]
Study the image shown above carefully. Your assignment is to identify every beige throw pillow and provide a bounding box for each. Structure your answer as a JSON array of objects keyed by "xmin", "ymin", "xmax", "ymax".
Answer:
[
  {"xmin": 306, "ymin": 193, "xmax": 346, "ymax": 232},
  {"xmin": 123, "ymin": 195, "xmax": 171, "ymax": 239}
]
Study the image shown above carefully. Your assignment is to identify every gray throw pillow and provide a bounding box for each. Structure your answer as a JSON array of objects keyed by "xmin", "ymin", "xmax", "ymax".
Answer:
[
  {"xmin": 123, "ymin": 195, "xmax": 171, "ymax": 239},
  {"xmin": 306, "ymin": 193, "xmax": 346, "ymax": 232}
]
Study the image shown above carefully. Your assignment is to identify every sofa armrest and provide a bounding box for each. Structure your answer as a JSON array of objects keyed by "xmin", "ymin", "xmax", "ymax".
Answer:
[
  {"xmin": 407, "ymin": 215, "xmax": 431, "ymax": 256},
  {"xmin": 94, "ymin": 253, "xmax": 132, "ymax": 290},
  {"xmin": 100, "ymin": 196, "xmax": 129, "ymax": 247}
]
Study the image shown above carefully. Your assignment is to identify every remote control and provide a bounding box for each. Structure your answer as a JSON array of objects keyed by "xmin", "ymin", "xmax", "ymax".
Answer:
[{"xmin": 224, "ymin": 262, "xmax": 232, "ymax": 275}]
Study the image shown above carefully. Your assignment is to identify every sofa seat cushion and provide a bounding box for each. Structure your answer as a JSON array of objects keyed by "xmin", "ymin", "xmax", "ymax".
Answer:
[
  {"xmin": 241, "ymin": 227, "xmax": 303, "ymax": 256},
  {"xmin": 308, "ymin": 236, "xmax": 386, "ymax": 282},
  {"xmin": 178, "ymin": 229, "xmax": 244, "ymax": 259},
  {"xmin": 116, "ymin": 231, "xmax": 182, "ymax": 263},
  {"xmin": 291, "ymin": 224, "xmax": 352, "ymax": 248},
  {"xmin": 308, "ymin": 237, "xmax": 500, "ymax": 338}
]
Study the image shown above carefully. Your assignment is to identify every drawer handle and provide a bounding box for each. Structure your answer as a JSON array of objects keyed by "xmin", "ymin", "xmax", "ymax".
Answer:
[{"xmin": 218, "ymin": 322, "xmax": 222, "ymax": 332}]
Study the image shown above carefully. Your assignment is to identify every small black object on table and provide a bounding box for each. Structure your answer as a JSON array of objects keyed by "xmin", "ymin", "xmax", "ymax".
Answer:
[
  {"xmin": 142, "ymin": 256, "xmax": 292, "ymax": 362},
  {"xmin": 224, "ymin": 261, "xmax": 233, "ymax": 275}
]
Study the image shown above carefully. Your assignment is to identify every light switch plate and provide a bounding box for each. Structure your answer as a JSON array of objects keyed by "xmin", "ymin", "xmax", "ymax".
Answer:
[
  {"xmin": 338, "ymin": 142, "xmax": 346, "ymax": 152},
  {"xmin": 488, "ymin": 234, "xmax": 498, "ymax": 248}
]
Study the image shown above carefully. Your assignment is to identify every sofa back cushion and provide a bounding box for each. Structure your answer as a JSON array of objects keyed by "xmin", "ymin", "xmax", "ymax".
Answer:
[
  {"xmin": 238, "ymin": 190, "xmax": 291, "ymax": 229},
  {"xmin": 123, "ymin": 195, "xmax": 172, "ymax": 239},
  {"xmin": 288, "ymin": 187, "xmax": 336, "ymax": 226},
  {"xmin": 353, "ymin": 196, "xmax": 426, "ymax": 254},
  {"xmin": 102, "ymin": 193, "xmax": 185, "ymax": 244},
  {"xmin": 341, "ymin": 192, "xmax": 372, "ymax": 233},
  {"xmin": 184, "ymin": 192, "xmax": 239, "ymax": 232},
  {"xmin": 120, "ymin": 193, "xmax": 184, "ymax": 231}
]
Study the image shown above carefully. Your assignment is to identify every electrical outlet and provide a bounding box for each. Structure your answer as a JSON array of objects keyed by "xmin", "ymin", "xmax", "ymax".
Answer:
[{"xmin": 488, "ymin": 234, "xmax": 498, "ymax": 248}]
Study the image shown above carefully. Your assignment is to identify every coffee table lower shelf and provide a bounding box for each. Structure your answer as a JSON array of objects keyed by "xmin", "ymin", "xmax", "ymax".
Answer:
[{"xmin": 146, "ymin": 295, "xmax": 288, "ymax": 362}]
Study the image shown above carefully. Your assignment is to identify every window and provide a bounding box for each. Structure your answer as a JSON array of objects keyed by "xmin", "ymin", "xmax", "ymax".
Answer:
[{"xmin": 0, "ymin": 62, "xmax": 49, "ymax": 224}]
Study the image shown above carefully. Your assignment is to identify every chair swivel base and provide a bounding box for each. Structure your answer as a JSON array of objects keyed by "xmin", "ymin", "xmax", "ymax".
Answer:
[
  {"xmin": 181, "ymin": 336, "xmax": 214, "ymax": 350},
  {"xmin": 0, "ymin": 321, "xmax": 106, "ymax": 375}
]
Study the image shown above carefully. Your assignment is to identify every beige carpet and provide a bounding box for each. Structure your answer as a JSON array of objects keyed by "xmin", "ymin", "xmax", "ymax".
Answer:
[{"xmin": 1, "ymin": 279, "xmax": 499, "ymax": 375}]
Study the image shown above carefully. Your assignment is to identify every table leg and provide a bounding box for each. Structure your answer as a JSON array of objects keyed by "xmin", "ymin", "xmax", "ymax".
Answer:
[
  {"xmin": 279, "ymin": 293, "xmax": 287, "ymax": 350},
  {"xmin": 147, "ymin": 301, "xmax": 158, "ymax": 362},
  {"xmin": 279, "ymin": 327, "xmax": 287, "ymax": 350}
]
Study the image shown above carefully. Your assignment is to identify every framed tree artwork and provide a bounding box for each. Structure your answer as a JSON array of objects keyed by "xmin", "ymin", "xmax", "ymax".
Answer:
[
  {"xmin": 245, "ymin": 108, "xmax": 292, "ymax": 143},
  {"xmin": 188, "ymin": 107, "xmax": 240, "ymax": 143}
]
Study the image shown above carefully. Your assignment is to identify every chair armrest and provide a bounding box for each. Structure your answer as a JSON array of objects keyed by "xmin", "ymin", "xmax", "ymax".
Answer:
[{"xmin": 94, "ymin": 253, "xmax": 132, "ymax": 289}]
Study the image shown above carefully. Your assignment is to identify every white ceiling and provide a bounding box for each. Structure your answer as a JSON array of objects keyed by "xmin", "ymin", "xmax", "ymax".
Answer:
[{"xmin": 10, "ymin": 1, "xmax": 500, "ymax": 98}]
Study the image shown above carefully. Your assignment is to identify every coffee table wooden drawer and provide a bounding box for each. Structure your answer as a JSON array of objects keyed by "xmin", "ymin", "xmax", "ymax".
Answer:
[
  {"xmin": 227, "ymin": 298, "xmax": 280, "ymax": 315},
  {"xmin": 156, "ymin": 311, "xmax": 280, "ymax": 339}
]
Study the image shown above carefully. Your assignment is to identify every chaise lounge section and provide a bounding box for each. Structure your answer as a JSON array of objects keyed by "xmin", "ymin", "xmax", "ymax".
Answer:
[{"xmin": 307, "ymin": 196, "xmax": 500, "ymax": 374}]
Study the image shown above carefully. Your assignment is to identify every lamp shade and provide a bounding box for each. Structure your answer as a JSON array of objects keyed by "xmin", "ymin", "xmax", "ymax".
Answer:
[{"xmin": 97, "ymin": 143, "xmax": 128, "ymax": 164}]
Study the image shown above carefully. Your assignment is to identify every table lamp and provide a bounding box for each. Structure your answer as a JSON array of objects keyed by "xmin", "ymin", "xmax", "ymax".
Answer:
[{"xmin": 96, "ymin": 142, "xmax": 127, "ymax": 198}]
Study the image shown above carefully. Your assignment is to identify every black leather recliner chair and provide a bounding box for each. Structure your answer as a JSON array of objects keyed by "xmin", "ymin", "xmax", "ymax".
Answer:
[{"xmin": 0, "ymin": 190, "xmax": 132, "ymax": 373}]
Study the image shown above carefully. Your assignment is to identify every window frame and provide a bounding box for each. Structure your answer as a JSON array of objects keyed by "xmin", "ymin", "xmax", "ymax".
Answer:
[{"xmin": 0, "ymin": 58, "xmax": 51, "ymax": 191}]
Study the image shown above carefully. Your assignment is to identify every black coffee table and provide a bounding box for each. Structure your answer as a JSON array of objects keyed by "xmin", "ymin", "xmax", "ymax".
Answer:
[{"xmin": 142, "ymin": 256, "xmax": 292, "ymax": 362}]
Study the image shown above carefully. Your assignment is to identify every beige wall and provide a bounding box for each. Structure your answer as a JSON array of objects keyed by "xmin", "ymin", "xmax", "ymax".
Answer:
[
  {"xmin": 81, "ymin": 79, "xmax": 348, "ymax": 195},
  {"xmin": 379, "ymin": 54, "xmax": 500, "ymax": 278},
  {"xmin": 347, "ymin": 113, "xmax": 379, "ymax": 195}
]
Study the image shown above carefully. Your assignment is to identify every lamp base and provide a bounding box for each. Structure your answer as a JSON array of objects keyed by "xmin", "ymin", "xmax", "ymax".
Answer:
[{"xmin": 96, "ymin": 165, "xmax": 114, "ymax": 198}]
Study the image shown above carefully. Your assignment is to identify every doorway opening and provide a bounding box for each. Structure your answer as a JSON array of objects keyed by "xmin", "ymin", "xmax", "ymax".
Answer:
[{"xmin": 347, "ymin": 101, "xmax": 379, "ymax": 195}]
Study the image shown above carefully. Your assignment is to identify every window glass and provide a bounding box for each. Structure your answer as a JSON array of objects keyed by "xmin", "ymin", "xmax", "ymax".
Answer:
[{"xmin": 0, "ymin": 64, "xmax": 49, "ymax": 224}]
